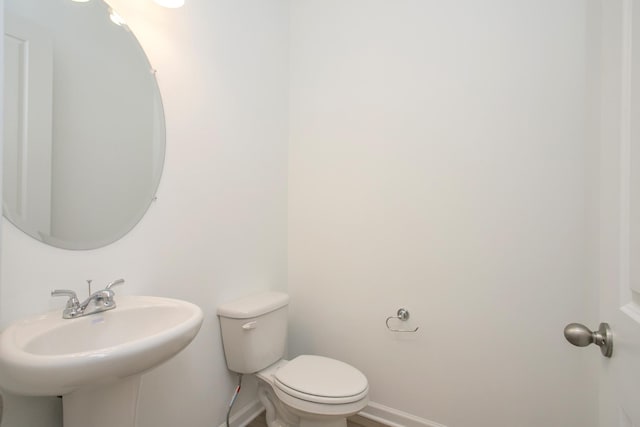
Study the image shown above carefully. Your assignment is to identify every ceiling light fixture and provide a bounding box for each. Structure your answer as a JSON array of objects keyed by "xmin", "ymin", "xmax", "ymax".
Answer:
[{"xmin": 153, "ymin": 0, "xmax": 185, "ymax": 8}]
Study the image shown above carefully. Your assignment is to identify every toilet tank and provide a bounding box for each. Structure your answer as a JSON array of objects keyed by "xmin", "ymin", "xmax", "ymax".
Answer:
[{"xmin": 217, "ymin": 291, "xmax": 289, "ymax": 374}]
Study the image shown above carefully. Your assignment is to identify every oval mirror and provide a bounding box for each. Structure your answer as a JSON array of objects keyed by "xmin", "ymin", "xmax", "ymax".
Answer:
[{"xmin": 3, "ymin": 0, "xmax": 165, "ymax": 250}]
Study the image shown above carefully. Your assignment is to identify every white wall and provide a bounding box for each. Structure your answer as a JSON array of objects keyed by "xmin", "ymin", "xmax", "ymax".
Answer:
[
  {"xmin": 0, "ymin": 0, "xmax": 289, "ymax": 425},
  {"xmin": 287, "ymin": 1, "xmax": 599, "ymax": 426}
]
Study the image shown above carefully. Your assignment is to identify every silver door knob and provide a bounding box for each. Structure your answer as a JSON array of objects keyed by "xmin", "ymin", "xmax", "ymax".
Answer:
[{"xmin": 563, "ymin": 322, "xmax": 613, "ymax": 357}]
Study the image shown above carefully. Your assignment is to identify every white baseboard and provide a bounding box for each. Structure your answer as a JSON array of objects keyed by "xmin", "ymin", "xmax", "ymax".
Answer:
[
  {"xmin": 223, "ymin": 399, "xmax": 446, "ymax": 427},
  {"xmin": 217, "ymin": 399, "xmax": 264, "ymax": 427},
  {"xmin": 359, "ymin": 401, "xmax": 447, "ymax": 427}
]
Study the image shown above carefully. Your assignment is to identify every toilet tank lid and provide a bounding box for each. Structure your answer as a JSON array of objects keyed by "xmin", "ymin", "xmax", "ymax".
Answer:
[{"xmin": 217, "ymin": 291, "xmax": 289, "ymax": 319}]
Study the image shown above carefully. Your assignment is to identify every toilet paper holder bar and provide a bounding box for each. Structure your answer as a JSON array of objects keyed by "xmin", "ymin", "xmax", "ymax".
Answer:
[{"xmin": 385, "ymin": 308, "xmax": 419, "ymax": 333}]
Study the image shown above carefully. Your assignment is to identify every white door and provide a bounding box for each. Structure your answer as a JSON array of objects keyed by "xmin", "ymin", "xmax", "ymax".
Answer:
[
  {"xmin": 3, "ymin": 12, "xmax": 53, "ymax": 237},
  {"xmin": 598, "ymin": 1, "xmax": 640, "ymax": 425}
]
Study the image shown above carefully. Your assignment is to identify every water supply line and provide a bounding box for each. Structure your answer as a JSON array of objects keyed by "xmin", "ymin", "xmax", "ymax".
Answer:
[{"xmin": 226, "ymin": 374, "xmax": 243, "ymax": 427}]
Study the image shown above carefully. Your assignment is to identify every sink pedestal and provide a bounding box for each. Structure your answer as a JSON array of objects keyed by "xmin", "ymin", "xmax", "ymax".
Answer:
[{"xmin": 62, "ymin": 375, "xmax": 142, "ymax": 427}]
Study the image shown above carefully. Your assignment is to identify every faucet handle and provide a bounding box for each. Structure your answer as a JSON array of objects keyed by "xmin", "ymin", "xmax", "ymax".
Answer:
[
  {"xmin": 51, "ymin": 289, "xmax": 82, "ymax": 319},
  {"xmin": 105, "ymin": 278, "xmax": 125, "ymax": 290},
  {"xmin": 51, "ymin": 289, "xmax": 78, "ymax": 299},
  {"xmin": 51, "ymin": 289, "xmax": 80, "ymax": 307}
]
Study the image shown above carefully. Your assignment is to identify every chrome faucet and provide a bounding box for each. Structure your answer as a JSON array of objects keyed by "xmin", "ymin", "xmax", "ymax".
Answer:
[{"xmin": 51, "ymin": 279, "xmax": 125, "ymax": 319}]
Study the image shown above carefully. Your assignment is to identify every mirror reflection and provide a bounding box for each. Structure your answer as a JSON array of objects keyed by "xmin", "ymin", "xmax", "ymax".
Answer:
[{"xmin": 3, "ymin": 0, "xmax": 165, "ymax": 250}]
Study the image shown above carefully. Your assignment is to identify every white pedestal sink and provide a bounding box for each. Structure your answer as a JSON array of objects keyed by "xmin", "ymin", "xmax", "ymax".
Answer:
[{"xmin": 0, "ymin": 296, "xmax": 204, "ymax": 427}]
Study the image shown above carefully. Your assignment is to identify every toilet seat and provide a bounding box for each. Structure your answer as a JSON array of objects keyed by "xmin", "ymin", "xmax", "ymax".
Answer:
[{"xmin": 274, "ymin": 355, "xmax": 369, "ymax": 405}]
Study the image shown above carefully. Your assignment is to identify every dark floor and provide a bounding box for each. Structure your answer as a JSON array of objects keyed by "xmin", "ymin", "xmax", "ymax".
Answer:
[{"xmin": 246, "ymin": 412, "xmax": 388, "ymax": 427}]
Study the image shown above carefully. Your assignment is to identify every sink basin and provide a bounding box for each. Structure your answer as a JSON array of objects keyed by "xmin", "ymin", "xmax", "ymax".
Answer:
[
  {"xmin": 0, "ymin": 295, "xmax": 203, "ymax": 396},
  {"xmin": 0, "ymin": 295, "xmax": 203, "ymax": 402}
]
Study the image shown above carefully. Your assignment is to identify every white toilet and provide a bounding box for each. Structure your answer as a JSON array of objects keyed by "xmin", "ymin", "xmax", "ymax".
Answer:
[{"xmin": 217, "ymin": 291, "xmax": 369, "ymax": 427}]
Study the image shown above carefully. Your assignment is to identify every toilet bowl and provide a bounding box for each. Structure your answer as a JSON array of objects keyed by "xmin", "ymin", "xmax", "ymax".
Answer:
[
  {"xmin": 256, "ymin": 356, "xmax": 369, "ymax": 427},
  {"xmin": 217, "ymin": 292, "xmax": 370, "ymax": 427}
]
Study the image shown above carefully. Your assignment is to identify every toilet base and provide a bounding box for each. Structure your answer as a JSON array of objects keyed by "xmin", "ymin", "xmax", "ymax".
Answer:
[
  {"xmin": 258, "ymin": 383, "xmax": 298, "ymax": 427},
  {"xmin": 257, "ymin": 380, "xmax": 350, "ymax": 427}
]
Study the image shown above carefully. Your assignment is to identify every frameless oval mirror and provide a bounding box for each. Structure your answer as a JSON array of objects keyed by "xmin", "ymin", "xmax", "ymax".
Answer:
[{"xmin": 3, "ymin": 0, "xmax": 165, "ymax": 250}]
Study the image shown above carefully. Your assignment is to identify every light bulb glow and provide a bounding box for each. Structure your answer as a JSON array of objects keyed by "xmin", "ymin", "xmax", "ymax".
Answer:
[
  {"xmin": 154, "ymin": 0, "xmax": 184, "ymax": 8},
  {"xmin": 109, "ymin": 9, "xmax": 127, "ymax": 26}
]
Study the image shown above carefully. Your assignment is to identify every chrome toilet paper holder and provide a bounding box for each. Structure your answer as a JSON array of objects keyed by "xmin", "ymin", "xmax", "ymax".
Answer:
[{"xmin": 385, "ymin": 308, "xmax": 419, "ymax": 333}]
